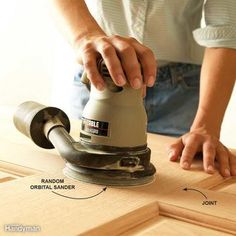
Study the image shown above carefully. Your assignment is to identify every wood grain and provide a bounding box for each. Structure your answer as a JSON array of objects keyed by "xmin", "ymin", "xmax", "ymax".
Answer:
[
  {"xmin": 158, "ymin": 187, "xmax": 236, "ymax": 234},
  {"xmin": 0, "ymin": 172, "xmax": 159, "ymax": 236}
]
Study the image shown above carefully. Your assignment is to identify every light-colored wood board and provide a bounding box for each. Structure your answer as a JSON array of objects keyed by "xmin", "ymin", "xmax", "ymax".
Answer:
[
  {"xmin": 0, "ymin": 172, "xmax": 159, "ymax": 236},
  {"xmin": 0, "ymin": 144, "xmax": 220, "ymax": 236},
  {"xmin": 0, "ymin": 168, "xmax": 230, "ymax": 235},
  {"xmin": 121, "ymin": 216, "xmax": 231, "ymax": 236},
  {"xmin": 158, "ymin": 188, "xmax": 236, "ymax": 234}
]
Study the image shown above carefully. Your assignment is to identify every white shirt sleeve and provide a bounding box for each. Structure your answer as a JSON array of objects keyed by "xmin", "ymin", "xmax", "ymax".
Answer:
[{"xmin": 193, "ymin": 0, "xmax": 236, "ymax": 49}]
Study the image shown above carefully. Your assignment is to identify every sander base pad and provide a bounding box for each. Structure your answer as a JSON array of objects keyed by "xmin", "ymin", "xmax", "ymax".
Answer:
[{"xmin": 63, "ymin": 163, "xmax": 156, "ymax": 186}]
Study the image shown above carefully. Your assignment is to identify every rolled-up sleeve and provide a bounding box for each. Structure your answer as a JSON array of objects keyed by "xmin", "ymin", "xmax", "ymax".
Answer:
[{"xmin": 193, "ymin": 0, "xmax": 236, "ymax": 49}]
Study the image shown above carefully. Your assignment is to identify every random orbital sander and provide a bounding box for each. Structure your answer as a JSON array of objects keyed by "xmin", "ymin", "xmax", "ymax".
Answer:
[{"xmin": 13, "ymin": 60, "xmax": 156, "ymax": 186}]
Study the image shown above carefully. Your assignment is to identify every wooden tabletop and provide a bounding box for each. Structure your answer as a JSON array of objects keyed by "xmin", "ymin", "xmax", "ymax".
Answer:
[{"xmin": 0, "ymin": 107, "xmax": 235, "ymax": 236}]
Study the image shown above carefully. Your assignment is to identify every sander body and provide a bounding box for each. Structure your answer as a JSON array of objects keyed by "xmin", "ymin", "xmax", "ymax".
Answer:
[{"xmin": 13, "ymin": 61, "xmax": 156, "ymax": 186}]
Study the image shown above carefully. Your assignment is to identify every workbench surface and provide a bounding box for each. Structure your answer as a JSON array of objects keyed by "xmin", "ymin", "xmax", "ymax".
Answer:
[{"xmin": 0, "ymin": 107, "xmax": 236, "ymax": 236}]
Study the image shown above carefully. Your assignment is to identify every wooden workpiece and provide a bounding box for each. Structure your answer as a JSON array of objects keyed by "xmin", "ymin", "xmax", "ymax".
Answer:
[{"xmin": 0, "ymin": 107, "xmax": 236, "ymax": 236}]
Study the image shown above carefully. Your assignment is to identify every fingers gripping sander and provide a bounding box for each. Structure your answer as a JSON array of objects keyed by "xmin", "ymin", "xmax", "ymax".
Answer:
[{"xmin": 13, "ymin": 62, "xmax": 156, "ymax": 186}]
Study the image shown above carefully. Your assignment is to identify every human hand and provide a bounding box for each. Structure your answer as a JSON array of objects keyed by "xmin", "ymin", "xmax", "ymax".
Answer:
[
  {"xmin": 167, "ymin": 128, "xmax": 236, "ymax": 177},
  {"xmin": 75, "ymin": 33, "xmax": 157, "ymax": 91}
]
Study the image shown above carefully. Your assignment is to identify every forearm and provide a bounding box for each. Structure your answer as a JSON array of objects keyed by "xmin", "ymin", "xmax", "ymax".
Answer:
[
  {"xmin": 191, "ymin": 48, "xmax": 236, "ymax": 136},
  {"xmin": 49, "ymin": 0, "xmax": 105, "ymax": 47}
]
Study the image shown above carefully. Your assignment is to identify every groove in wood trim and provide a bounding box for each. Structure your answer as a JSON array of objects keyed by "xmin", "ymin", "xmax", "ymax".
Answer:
[
  {"xmin": 159, "ymin": 202, "xmax": 236, "ymax": 235},
  {"xmin": 210, "ymin": 178, "xmax": 236, "ymax": 191},
  {"xmin": 0, "ymin": 176, "xmax": 16, "ymax": 183},
  {"xmin": 0, "ymin": 161, "xmax": 41, "ymax": 177},
  {"xmin": 192, "ymin": 174, "xmax": 228, "ymax": 190}
]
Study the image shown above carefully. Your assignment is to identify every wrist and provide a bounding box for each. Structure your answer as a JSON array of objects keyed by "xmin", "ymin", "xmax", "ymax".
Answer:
[
  {"xmin": 190, "ymin": 125, "xmax": 220, "ymax": 139},
  {"xmin": 190, "ymin": 107, "xmax": 221, "ymax": 138},
  {"xmin": 73, "ymin": 30, "xmax": 106, "ymax": 49},
  {"xmin": 72, "ymin": 30, "xmax": 106, "ymax": 64}
]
